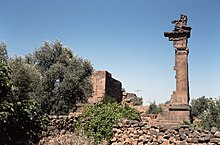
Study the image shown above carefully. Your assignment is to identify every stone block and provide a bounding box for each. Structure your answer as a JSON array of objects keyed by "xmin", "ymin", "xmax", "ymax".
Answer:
[
  {"xmin": 211, "ymin": 127, "xmax": 218, "ymax": 134},
  {"xmin": 214, "ymin": 131, "xmax": 220, "ymax": 138},
  {"xmin": 210, "ymin": 138, "xmax": 220, "ymax": 143}
]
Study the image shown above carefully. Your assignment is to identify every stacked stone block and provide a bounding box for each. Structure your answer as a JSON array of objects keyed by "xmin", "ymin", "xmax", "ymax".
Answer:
[
  {"xmin": 111, "ymin": 119, "xmax": 220, "ymax": 145},
  {"xmin": 89, "ymin": 70, "xmax": 122, "ymax": 103},
  {"xmin": 164, "ymin": 14, "xmax": 192, "ymax": 122}
]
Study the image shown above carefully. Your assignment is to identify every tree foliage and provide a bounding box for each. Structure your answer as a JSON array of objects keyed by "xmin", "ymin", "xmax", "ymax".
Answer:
[
  {"xmin": 0, "ymin": 62, "xmax": 47, "ymax": 144},
  {"xmin": 0, "ymin": 41, "xmax": 8, "ymax": 64},
  {"xmin": 31, "ymin": 41, "xmax": 93, "ymax": 114},
  {"xmin": 0, "ymin": 99, "xmax": 48, "ymax": 144},
  {"xmin": 101, "ymin": 95, "xmax": 118, "ymax": 104},
  {"xmin": 131, "ymin": 96, "xmax": 143, "ymax": 106},
  {"xmin": 8, "ymin": 40, "xmax": 94, "ymax": 115},
  {"xmin": 123, "ymin": 93, "xmax": 143, "ymax": 106},
  {"xmin": 0, "ymin": 63, "xmax": 13, "ymax": 103},
  {"xmin": 147, "ymin": 102, "xmax": 162, "ymax": 114},
  {"xmin": 76, "ymin": 103, "xmax": 141, "ymax": 143},
  {"xmin": 200, "ymin": 97, "xmax": 220, "ymax": 130},
  {"xmin": 9, "ymin": 56, "xmax": 41, "ymax": 100},
  {"xmin": 191, "ymin": 96, "xmax": 211, "ymax": 118}
]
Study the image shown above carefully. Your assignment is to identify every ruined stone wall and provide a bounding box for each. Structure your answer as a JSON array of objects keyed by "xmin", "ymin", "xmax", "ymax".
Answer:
[
  {"xmin": 89, "ymin": 71, "xmax": 106, "ymax": 103},
  {"xmin": 89, "ymin": 70, "xmax": 122, "ymax": 103},
  {"xmin": 105, "ymin": 72, "xmax": 122, "ymax": 102},
  {"xmin": 39, "ymin": 116, "xmax": 220, "ymax": 145},
  {"xmin": 40, "ymin": 115, "xmax": 77, "ymax": 139},
  {"xmin": 38, "ymin": 115, "xmax": 95, "ymax": 145},
  {"xmin": 111, "ymin": 118, "xmax": 220, "ymax": 145}
]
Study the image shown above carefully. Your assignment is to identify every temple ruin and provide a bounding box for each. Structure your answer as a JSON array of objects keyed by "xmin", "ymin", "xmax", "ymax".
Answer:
[
  {"xmin": 164, "ymin": 14, "xmax": 192, "ymax": 122},
  {"xmin": 89, "ymin": 70, "xmax": 122, "ymax": 104}
]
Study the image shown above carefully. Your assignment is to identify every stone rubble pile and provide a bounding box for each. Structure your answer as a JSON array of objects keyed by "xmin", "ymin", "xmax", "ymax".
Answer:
[
  {"xmin": 40, "ymin": 115, "xmax": 77, "ymax": 138},
  {"xmin": 38, "ymin": 131, "xmax": 94, "ymax": 145},
  {"xmin": 111, "ymin": 118, "xmax": 220, "ymax": 145},
  {"xmin": 38, "ymin": 114, "xmax": 95, "ymax": 145}
]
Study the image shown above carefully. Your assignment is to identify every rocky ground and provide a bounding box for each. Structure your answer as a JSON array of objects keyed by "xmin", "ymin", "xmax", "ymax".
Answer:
[
  {"xmin": 38, "ymin": 132, "xmax": 94, "ymax": 145},
  {"xmin": 37, "ymin": 105, "xmax": 220, "ymax": 145},
  {"xmin": 111, "ymin": 118, "xmax": 220, "ymax": 145}
]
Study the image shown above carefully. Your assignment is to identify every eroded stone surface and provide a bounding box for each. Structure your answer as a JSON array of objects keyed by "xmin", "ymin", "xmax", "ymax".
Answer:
[
  {"xmin": 164, "ymin": 14, "xmax": 192, "ymax": 122},
  {"xmin": 111, "ymin": 118, "xmax": 220, "ymax": 145},
  {"xmin": 89, "ymin": 70, "xmax": 122, "ymax": 103}
]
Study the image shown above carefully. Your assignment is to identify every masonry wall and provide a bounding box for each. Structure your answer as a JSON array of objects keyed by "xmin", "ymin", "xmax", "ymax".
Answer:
[
  {"xmin": 89, "ymin": 71, "xmax": 122, "ymax": 103},
  {"xmin": 39, "ymin": 116, "xmax": 220, "ymax": 145},
  {"xmin": 111, "ymin": 118, "xmax": 220, "ymax": 145},
  {"xmin": 105, "ymin": 72, "xmax": 122, "ymax": 102}
]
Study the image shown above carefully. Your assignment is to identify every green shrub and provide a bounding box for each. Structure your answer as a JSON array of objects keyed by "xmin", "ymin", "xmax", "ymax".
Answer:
[
  {"xmin": 191, "ymin": 96, "xmax": 211, "ymax": 118},
  {"xmin": 131, "ymin": 96, "xmax": 143, "ymax": 106},
  {"xmin": 0, "ymin": 63, "xmax": 48, "ymax": 144},
  {"xmin": 0, "ymin": 100, "xmax": 48, "ymax": 144},
  {"xmin": 76, "ymin": 103, "xmax": 141, "ymax": 143},
  {"xmin": 200, "ymin": 97, "xmax": 220, "ymax": 130},
  {"xmin": 101, "ymin": 95, "xmax": 117, "ymax": 104},
  {"xmin": 147, "ymin": 102, "xmax": 162, "ymax": 114}
]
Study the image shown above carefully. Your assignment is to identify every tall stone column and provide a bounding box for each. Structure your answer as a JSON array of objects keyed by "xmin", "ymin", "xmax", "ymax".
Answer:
[{"xmin": 164, "ymin": 15, "xmax": 192, "ymax": 122}]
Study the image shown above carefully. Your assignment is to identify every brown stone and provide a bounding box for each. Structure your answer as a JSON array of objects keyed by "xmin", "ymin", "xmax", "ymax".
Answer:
[
  {"xmin": 205, "ymin": 133, "xmax": 214, "ymax": 140},
  {"xmin": 198, "ymin": 136, "xmax": 209, "ymax": 143},
  {"xmin": 118, "ymin": 137, "xmax": 125, "ymax": 143},
  {"xmin": 129, "ymin": 133, "xmax": 134, "ymax": 138},
  {"xmin": 89, "ymin": 70, "xmax": 122, "ymax": 104},
  {"xmin": 116, "ymin": 142, "xmax": 123, "ymax": 145},
  {"xmin": 162, "ymin": 140, "xmax": 169, "ymax": 145},
  {"xmin": 137, "ymin": 130, "xmax": 144, "ymax": 135},
  {"xmin": 169, "ymin": 136, "xmax": 176, "ymax": 143},
  {"xmin": 207, "ymin": 143, "xmax": 216, "ymax": 145},
  {"xmin": 60, "ymin": 129, "xmax": 66, "ymax": 135},
  {"xmin": 150, "ymin": 128, "xmax": 158, "ymax": 136},
  {"xmin": 118, "ymin": 122, "xmax": 123, "ymax": 127},
  {"xmin": 128, "ymin": 127, "xmax": 135, "ymax": 133},
  {"xmin": 176, "ymin": 140, "xmax": 188, "ymax": 145},
  {"xmin": 192, "ymin": 130, "xmax": 200, "ymax": 138},
  {"xmin": 164, "ymin": 133, "xmax": 172, "ymax": 139},
  {"xmin": 111, "ymin": 119, "xmax": 220, "ymax": 145},
  {"xmin": 114, "ymin": 132, "xmax": 119, "ymax": 138},
  {"xmin": 138, "ymin": 135, "xmax": 145, "ymax": 141},
  {"xmin": 138, "ymin": 142, "xmax": 144, "ymax": 145},
  {"xmin": 157, "ymin": 135, "xmax": 164, "ymax": 143},
  {"xmin": 130, "ymin": 139, "xmax": 138, "ymax": 145},
  {"xmin": 111, "ymin": 137, "xmax": 117, "ymax": 142},
  {"xmin": 127, "ymin": 130, "xmax": 131, "ymax": 135},
  {"xmin": 133, "ymin": 130, "xmax": 138, "ymax": 135},
  {"xmin": 186, "ymin": 137, "xmax": 193, "ymax": 143},
  {"xmin": 121, "ymin": 119, "xmax": 130, "ymax": 124},
  {"xmin": 164, "ymin": 14, "xmax": 191, "ymax": 122},
  {"xmin": 214, "ymin": 131, "xmax": 220, "ymax": 138},
  {"xmin": 133, "ymin": 134, "xmax": 139, "ymax": 139},
  {"xmin": 142, "ymin": 129, "xmax": 148, "ymax": 134},
  {"xmin": 124, "ymin": 138, "xmax": 131, "ymax": 143},
  {"xmin": 122, "ymin": 134, "xmax": 128, "ymax": 139},
  {"xmin": 211, "ymin": 127, "xmax": 218, "ymax": 134},
  {"xmin": 180, "ymin": 133, "xmax": 187, "ymax": 140},
  {"xmin": 210, "ymin": 138, "xmax": 220, "ymax": 143}
]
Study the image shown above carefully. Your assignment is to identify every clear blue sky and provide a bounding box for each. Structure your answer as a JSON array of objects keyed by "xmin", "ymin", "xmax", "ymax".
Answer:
[{"xmin": 1, "ymin": 0, "xmax": 220, "ymax": 104}]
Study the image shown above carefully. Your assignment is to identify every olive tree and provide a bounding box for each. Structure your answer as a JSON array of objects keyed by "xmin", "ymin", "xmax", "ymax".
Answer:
[
  {"xmin": 191, "ymin": 96, "xmax": 211, "ymax": 118},
  {"xmin": 0, "ymin": 41, "xmax": 8, "ymax": 64},
  {"xmin": 200, "ymin": 97, "xmax": 220, "ymax": 129},
  {"xmin": 33, "ymin": 40, "xmax": 93, "ymax": 114}
]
